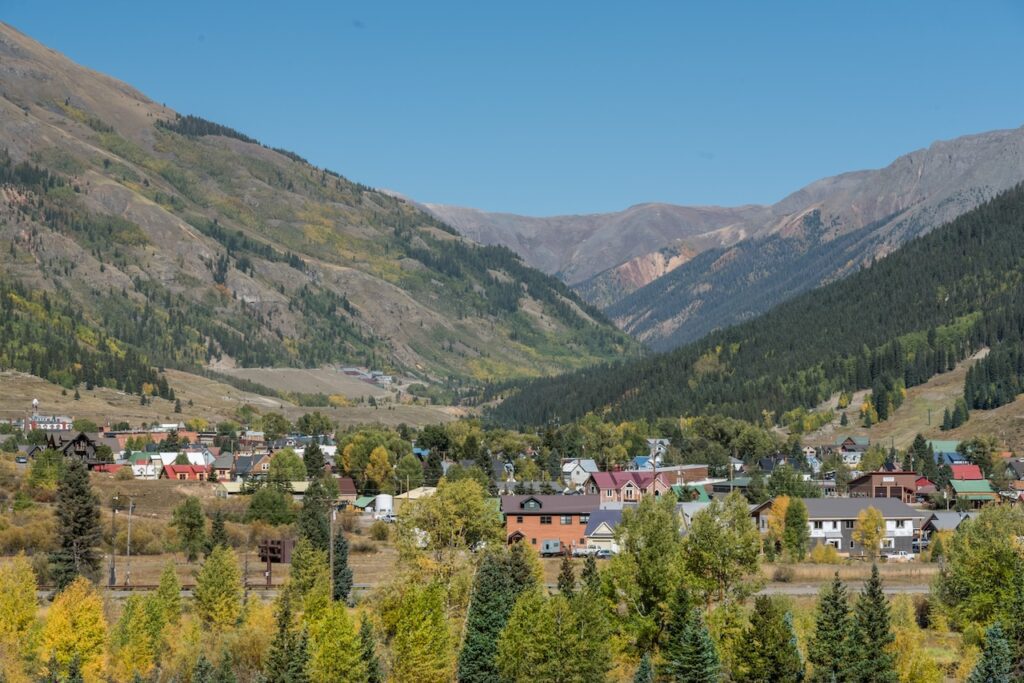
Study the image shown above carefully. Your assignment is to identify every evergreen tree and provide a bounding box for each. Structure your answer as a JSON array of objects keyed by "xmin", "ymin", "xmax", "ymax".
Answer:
[
  {"xmin": 424, "ymin": 451, "xmax": 443, "ymax": 486},
  {"xmin": 192, "ymin": 654, "xmax": 215, "ymax": 683},
  {"xmin": 581, "ymin": 554, "xmax": 600, "ymax": 593},
  {"xmin": 332, "ymin": 531, "xmax": 353, "ymax": 603},
  {"xmin": 736, "ymin": 595, "xmax": 803, "ymax": 683},
  {"xmin": 929, "ymin": 534, "xmax": 945, "ymax": 563},
  {"xmin": 840, "ymin": 412, "xmax": 848, "ymax": 426},
  {"xmin": 556, "ymin": 555, "xmax": 575, "ymax": 598},
  {"xmin": 298, "ymin": 478, "xmax": 330, "ymax": 552},
  {"xmin": 848, "ymin": 565, "xmax": 897, "ymax": 683},
  {"xmin": 215, "ymin": 652, "xmax": 237, "ymax": 683},
  {"xmin": 783, "ymin": 498, "xmax": 810, "ymax": 561},
  {"xmin": 457, "ymin": 546, "xmax": 537, "ymax": 682},
  {"xmin": 359, "ymin": 616, "xmax": 383, "ymax": 683},
  {"xmin": 207, "ymin": 509, "xmax": 229, "ymax": 555},
  {"xmin": 49, "ymin": 458, "xmax": 102, "ymax": 589},
  {"xmin": 392, "ymin": 582, "xmax": 452, "ymax": 682},
  {"xmin": 808, "ymin": 573, "xmax": 853, "ymax": 682},
  {"xmin": 942, "ymin": 407, "xmax": 952, "ymax": 431},
  {"xmin": 303, "ymin": 441, "xmax": 325, "ymax": 479},
  {"xmin": 154, "ymin": 561, "xmax": 182, "ymax": 625},
  {"xmin": 661, "ymin": 585, "xmax": 720, "ymax": 682},
  {"xmin": 999, "ymin": 565, "xmax": 1024, "ymax": 680},
  {"xmin": 634, "ymin": 653, "xmax": 654, "ymax": 683},
  {"xmin": 193, "ymin": 546, "xmax": 243, "ymax": 629},
  {"xmin": 968, "ymin": 622, "xmax": 1012, "ymax": 683},
  {"xmin": 172, "ymin": 496, "xmax": 207, "ymax": 562},
  {"xmin": 266, "ymin": 594, "xmax": 309, "ymax": 683}
]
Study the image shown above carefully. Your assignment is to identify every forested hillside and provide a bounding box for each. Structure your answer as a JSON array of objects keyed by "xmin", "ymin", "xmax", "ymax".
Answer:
[
  {"xmin": 0, "ymin": 23, "xmax": 635, "ymax": 394},
  {"xmin": 491, "ymin": 183, "xmax": 1024, "ymax": 426}
]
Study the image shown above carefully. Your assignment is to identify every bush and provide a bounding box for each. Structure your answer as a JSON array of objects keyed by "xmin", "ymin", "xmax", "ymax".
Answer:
[
  {"xmin": 115, "ymin": 466, "xmax": 135, "ymax": 480},
  {"xmin": 0, "ymin": 508, "xmax": 57, "ymax": 554},
  {"xmin": 339, "ymin": 510, "xmax": 359, "ymax": 533},
  {"xmin": 772, "ymin": 565, "xmax": 794, "ymax": 583},
  {"xmin": 369, "ymin": 521, "xmax": 389, "ymax": 541},
  {"xmin": 351, "ymin": 540, "xmax": 378, "ymax": 554},
  {"xmin": 809, "ymin": 543, "xmax": 842, "ymax": 564}
]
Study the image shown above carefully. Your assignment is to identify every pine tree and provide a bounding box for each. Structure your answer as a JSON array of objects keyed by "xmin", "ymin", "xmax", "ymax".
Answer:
[
  {"xmin": 808, "ymin": 573, "xmax": 853, "ymax": 682},
  {"xmin": 736, "ymin": 595, "xmax": 803, "ymax": 683},
  {"xmin": 208, "ymin": 509, "xmax": 229, "ymax": 553},
  {"xmin": 929, "ymin": 534, "xmax": 945, "ymax": 562},
  {"xmin": 942, "ymin": 407, "xmax": 952, "ymax": 431},
  {"xmin": 392, "ymin": 583, "xmax": 452, "ymax": 682},
  {"xmin": 848, "ymin": 565, "xmax": 897, "ymax": 683},
  {"xmin": 49, "ymin": 458, "xmax": 102, "ymax": 589},
  {"xmin": 999, "ymin": 565, "xmax": 1024, "ymax": 680},
  {"xmin": 457, "ymin": 546, "xmax": 537, "ymax": 682},
  {"xmin": 968, "ymin": 622, "xmax": 1012, "ymax": 683},
  {"xmin": 172, "ymin": 496, "xmax": 207, "ymax": 562},
  {"xmin": 840, "ymin": 412, "xmax": 848, "ymax": 426},
  {"xmin": 662, "ymin": 585, "xmax": 720, "ymax": 682},
  {"xmin": 304, "ymin": 441, "xmax": 325, "ymax": 479},
  {"xmin": 359, "ymin": 616, "xmax": 383, "ymax": 683},
  {"xmin": 332, "ymin": 531, "xmax": 353, "ymax": 603},
  {"xmin": 193, "ymin": 546, "xmax": 243, "ymax": 629},
  {"xmin": 424, "ymin": 451, "xmax": 443, "ymax": 486},
  {"xmin": 214, "ymin": 651, "xmax": 237, "ymax": 683},
  {"xmin": 556, "ymin": 555, "xmax": 575, "ymax": 598},
  {"xmin": 633, "ymin": 653, "xmax": 654, "ymax": 683},
  {"xmin": 266, "ymin": 594, "xmax": 310, "ymax": 682},
  {"xmin": 192, "ymin": 654, "xmax": 215, "ymax": 683},
  {"xmin": 307, "ymin": 601, "xmax": 364, "ymax": 683},
  {"xmin": 298, "ymin": 478, "xmax": 330, "ymax": 552},
  {"xmin": 581, "ymin": 554, "xmax": 600, "ymax": 592}
]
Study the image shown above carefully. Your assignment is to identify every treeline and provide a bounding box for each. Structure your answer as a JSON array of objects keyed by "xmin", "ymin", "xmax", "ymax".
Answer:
[
  {"xmin": 492, "ymin": 183, "xmax": 1024, "ymax": 426},
  {"xmin": 965, "ymin": 346, "xmax": 1024, "ymax": 410},
  {"xmin": 156, "ymin": 114, "xmax": 258, "ymax": 144},
  {"xmin": 191, "ymin": 217, "xmax": 306, "ymax": 272}
]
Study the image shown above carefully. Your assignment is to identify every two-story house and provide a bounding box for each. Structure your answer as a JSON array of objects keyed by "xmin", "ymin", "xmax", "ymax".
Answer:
[
  {"xmin": 583, "ymin": 471, "xmax": 670, "ymax": 505},
  {"xmin": 848, "ymin": 471, "xmax": 921, "ymax": 504},
  {"xmin": 752, "ymin": 497, "xmax": 924, "ymax": 556},
  {"xmin": 561, "ymin": 458, "xmax": 600, "ymax": 488},
  {"xmin": 501, "ymin": 495, "xmax": 599, "ymax": 551}
]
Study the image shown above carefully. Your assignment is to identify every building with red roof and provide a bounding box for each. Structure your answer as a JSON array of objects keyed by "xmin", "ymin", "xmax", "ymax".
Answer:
[
  {"xmin": 950, "ymin": 464, "xmax": 983, "ymax": 480},
  {"xmin": 583, "ymin": 470, "xmax": 670, "ymax": 504},
  {"xmin": 161, "ymin": 464, "xmax": 210, "ymax": 481}
]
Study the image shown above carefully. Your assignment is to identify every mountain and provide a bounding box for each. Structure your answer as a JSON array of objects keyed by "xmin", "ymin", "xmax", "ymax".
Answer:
[
  {"xmin": 430, "ymin": 127, "xmax": 1024, "ymax": 350},
  {"xmin": 489, "ymin": 182, "xmax": 1024, "ymax": 428},
  {"xmin": 0, "ymin": 23, "xmax": 636, "ymax": 396}
]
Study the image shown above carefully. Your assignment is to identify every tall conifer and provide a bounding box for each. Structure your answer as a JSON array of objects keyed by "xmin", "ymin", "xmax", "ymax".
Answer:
[
  {"xmin": 49, "ymin": 458, "xmax": 102, "ymax": 589},
  {"xmin": 808, "ymin": 573, "xmax": 853, "ymax": 682},
  {"xmin": 848, "ymin": 565, "xmax": 897, "ymax": 683}
]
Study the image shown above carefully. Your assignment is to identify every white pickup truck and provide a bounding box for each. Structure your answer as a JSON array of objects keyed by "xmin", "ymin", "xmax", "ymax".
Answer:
[{"xmin": 885, "ymin": 550, "xmax": 917, "ymax": 562}]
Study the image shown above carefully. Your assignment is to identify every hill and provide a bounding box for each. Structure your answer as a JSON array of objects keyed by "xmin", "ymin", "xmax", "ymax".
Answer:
[
  {"xmin": 0, "ymin": 23, "xmax": 636, "ymax": 400},
  {"xmin": 430, "ymin": 127, "xmax": 1024, "ymax": 349},
  {"xmin": 490, "ymin": 183, "xmax": 1024, "ymax": 428}
]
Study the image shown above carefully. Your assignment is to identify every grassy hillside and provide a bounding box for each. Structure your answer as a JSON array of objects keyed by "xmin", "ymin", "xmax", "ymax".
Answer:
[
  {"xmin": 491, "ymin": 183, "xmax": 1024, "ymax": 427},
  {"xmin": 0, "ymin": 24, "xmax": 636, "ymax": 399}
]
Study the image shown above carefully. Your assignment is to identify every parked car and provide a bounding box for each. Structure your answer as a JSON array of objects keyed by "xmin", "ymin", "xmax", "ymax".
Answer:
[
  {"xmin": 572, "ymin": 547, "xmax": 597, "ymax": 557},
  {"xmin": 375, "ymin": 513, "xmax": 397, "ymax": 523},
  {"xmin": 540, "ymin": 540, "xmax": 563, "ymax": 557},
  {"xmin": 594, "ymin": 549, "xmax": 614, "ymax": 560},
  {"xmin": 885, "ymin": 550, "xmax": 917, "ymax": 562},
  {"xmin": 912, "ymin": 538, "xmax": 929, "ymax": 553},
  {"xmin": 15, "ymin": 456, "xmax": 28, "ymax": 464}
]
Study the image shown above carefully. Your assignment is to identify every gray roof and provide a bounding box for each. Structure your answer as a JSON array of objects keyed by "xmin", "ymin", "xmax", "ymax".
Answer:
[
  {"xmin": 584, "ymin": 508, "xmax": 622, "ymax": 536},
  {"xmin": 795, "ymin": 498, "xmax": 925, "ymax": 520},
  {"xmin": 212, "ymin": 453, "xmax": 234, "ymax": 469},
  {"xmin": 1007, "ymin": 459, "xmax": 1024, "ymax": 479},
  {"xmin": 924, "ymin": 511, "xmax": 975, "ymax": 531},
  {"xmin": 501, "ymin": 494, "xmax": 599, "ymax": 515},
  {"xmin": 563, "ymin": 458, "xmax": 599, "ymax": 474},
  {"xmin": 233, "ymin": 455, "xmax": 255, "ymax": 475}
]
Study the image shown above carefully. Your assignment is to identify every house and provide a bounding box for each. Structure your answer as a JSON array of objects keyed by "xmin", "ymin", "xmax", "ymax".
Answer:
[
  {"xmin": 653, "ymin": 464, "xmax": 710, "ymax": 486},
  {"xmin": 915, "ymin": 476, "xmax": 937, "ymax": 498},
  {"xmin": 162, "ymin": 464, "xmax": 210, "ymax": 481},
  {"xmin": 501, "ymin": 495, "xmax": 599, "ymax": 551},
  {"xmin": 949, "ymin": 464, "xmax": 983, "ymax": 480},
  {"xmin": 672, "ymin": 484, "xmax": 711, "ymax": 503},
  {"xmin": 629, "ymin": 455, "xmax": 658, "ymax": 471},
  {"xmin": 239, "ymin": 431, "xmax": 266, "ymax": 448},
  {"xmin": 678, "ymin": 501, "xmax": 713, "ymax": 530},
  {"xmin": 335, "ymin": 476, "xmax": 358, "ymax": 507},
  {"xmin": 394, "ymin": 486, "xmax": 437, "ymax": 513},
  {"xmin": 848, "ymin": 471, "xmax": 921, "ymax": 504},
  {"xmin": 922, "ymin": 511, "xmax": 976, "ymax": 536},
  {"xmin": 948, "ymin": 479, "xmax": 999, "ymax": 508},
  {"xmin": 232, "ymin": 455, "xmax": 256, "ymax": 481},
  {"xmin": 711, "ymin": 476, "xmax": 751, "ymax": 495},
  {"xmin": 646, "ymin": 438, "xmax": 670, "ymax": 459},
  {"xmin": 752, "ymin": 498, "xmax": 924, "ymax": 556},
  {"xmin": 836, "ymin": 436, "xmax": 870, "ymax": 452},
  {"xmin": 1005, "ymin": 458, "xmax": 1024, "ymax": 481},
  {"xmin": 561, "ymin": 458, "xmax": 600, "ymax": 488},
  {"xmin": 583, "ymin": 471, "xmax": 670, "ymax": 505},
  {"xmin": 211, "ymin": 453, "xmax": 235, "ymax": 480},
  {"xmin": 840, "ymin": 451, "xmax": 864, "ymax": 467},
  {"xmin": 584, "ymin": 509, "xmax": 623, "ymax": 552},
  {"xmin": 934, "ymin": 451, "xmax": 969, "ymax": 466}
]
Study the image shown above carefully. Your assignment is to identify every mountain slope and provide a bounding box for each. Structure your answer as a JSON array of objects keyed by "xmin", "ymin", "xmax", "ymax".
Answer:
[
  {"xmin": 489, "ymin": 183, "xmax": 1024, "ymax": 427},
  {"xmin": 0, "ymin": 23, "xmax": 636, "ymax": 392},
  {"xmin": 432, "ymin": 127, "xmax": 1024, "ymax": 349}
]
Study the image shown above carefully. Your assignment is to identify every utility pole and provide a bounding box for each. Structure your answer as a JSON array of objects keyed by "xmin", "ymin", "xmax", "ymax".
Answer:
[
  {"xmin": 329, "ymin": 507, "xmax": 336, "ymax": 599},
  {"xmin": 124, "ymin": 497, "xmax": 135, "ymax": 587},
  {"xmin": 108, "ymin": 493, "xmax": 119, "ymax": 587}
]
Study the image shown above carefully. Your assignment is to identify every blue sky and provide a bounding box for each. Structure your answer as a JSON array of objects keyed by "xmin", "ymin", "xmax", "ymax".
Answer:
[{"xmin": 7, "ymin": 1, "xmax": 1024, "ymax": 215}]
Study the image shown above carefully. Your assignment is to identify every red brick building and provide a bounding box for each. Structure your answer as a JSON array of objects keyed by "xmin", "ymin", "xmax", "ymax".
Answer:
[{"xmin": 501, "ymin": 495, "xmax": 599, "ymax": 552}]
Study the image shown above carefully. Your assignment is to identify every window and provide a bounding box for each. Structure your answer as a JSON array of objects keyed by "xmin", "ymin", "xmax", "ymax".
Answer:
[
  {"xmin": 844, "ymin": 520, "xmax": 854, "ymax": 529},
  {"xmin": 524, "ymin": 499, "xmax": 540, "ymax": 510},
  {"xmin": 540, "ymin": 516, "xmax": 552, "ymax": 525},
  {"xmin": 813, "ymin": 521, "xmax": 823, "ymax": 530},
  {"xmin": 531, "ymin": 538, "xmax": 536, "ymax": 545},
  {"xmin": 580, "ymin": 538, "xmax": 586, "ymax": 544},
  {"xmin": 261, "ymin": 463, "xmax": 269, "ymax": 471},
  {"xmin": 579, "ymin": 514, "xmax": 590, "ymax": 524},
  {"xmin": 895, "ymin": 520, "xmax": 905, "ymax": 528},
  {"xmin": 606, "ymin": 490, "xmax": 613, "ymax": 498},
  {"xmin": 882, "ymin": 538, "xmax": 895, "ymax": 549},
  {"xmin": 177, "ymin": 473, "xmax": 186, "ymax": 481},
  {"xmin": 850, "ymin": 540, "xmax": 855, "ymax": 549},
  {"xmin": 831, "ymin": 521, "xmax": 837, "ymax": 530},
  {"xmin": 560, "ymin": 515, "xmax": 572, "ymax": 525},
  {"xmin": 516, "ymin": 516, "xmax": 523, "ymax": 524}
]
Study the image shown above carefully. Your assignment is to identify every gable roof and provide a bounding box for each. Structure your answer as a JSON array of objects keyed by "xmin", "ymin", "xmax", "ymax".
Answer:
[
  {"xmin": 671, "ymin": 484, "xmax": 711, "ymax": 502},
  {"xmin": 836, "ymin": 435, "xmax": 870, "ymax": 447},
  {"xmin": 1008, "ymin": 459, "xmax": 1024, "ymax": 479},
  {"xmin": 336, "ymin": 476, "xmax": 357, "ymax": 496},
  {"xmin": 950, "ymin": 479, "xmax": 996, "ymax": 495},
  {"xmin": 928, "ymin": 440, "xmax": 961, "ymax": 454},
  {"xmin": 562, "ymin": 458, "xmax": 599, "ymax": 474},
  {"xmin": 500, "ymin": 495, "xmax": 599, "ymax": 515},
  {"xmin": 163, "ymin": 464, "xmax": 208, "ymax": 477},
  {"xmin": 924, "ymin": 511, "xmax": 975, "ymax": 531},
  {"xmin": 950, "ymin": 464, "xmax": 983, "ymax": 480},
  {"xmin": 588, "ymin": 471, "xmax": 662, "ymax": 489},
  {"xmin": 212, "ymin": 453, "xmax": 234, "ymax": 470},
  {"xmin": 758, "ymin": 497, "xmax": 924, "ymax": 520},
  {"xmin": 584, "ymin": 509, "xmax": 622, "ymax": 536}
]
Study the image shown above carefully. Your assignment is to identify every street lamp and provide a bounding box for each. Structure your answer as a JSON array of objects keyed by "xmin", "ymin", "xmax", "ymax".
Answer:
[{"xmin": 108, "ymin": 492, "xmax": 120, "ymax": 586}]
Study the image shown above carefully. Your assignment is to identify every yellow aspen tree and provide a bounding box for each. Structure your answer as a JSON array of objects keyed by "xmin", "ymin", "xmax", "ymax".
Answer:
[
  {"xmin": 38, "ymin": 577, "xmax": 107, "ymax": 682},
  {"xmin": 193, "ymin": 546, "xmax": 243, "ymax": 629},
  {"xmin": 307, "ymin": 602, "xmax": 366, "ymax": 683}
]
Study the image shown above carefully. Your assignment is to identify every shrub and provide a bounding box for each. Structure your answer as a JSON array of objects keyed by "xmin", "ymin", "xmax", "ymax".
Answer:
[
  {"xmin": 772, "ymin": 565, "xmax": 794, "ymax": 583},
  {"xmin": 369, "ymin": 521, "xmax": 389, "ymax": 541},
  {"xmin": 809, "ymin": 543, "xmax": 842, "ymax": 564},
  {"xmin": 339, "ymin": 510, "xmax": 358, "ymax": 533},
  {"xmin": 0, "ymin": 508, "xmax": 57, "ymax": 554},
  {"xmin": 114, "ymin": 466, "xmax": 135, "ymax": 480},
  {"xmin": 350, "ymin": 540, "xmax": 378, "ymax": 554}
]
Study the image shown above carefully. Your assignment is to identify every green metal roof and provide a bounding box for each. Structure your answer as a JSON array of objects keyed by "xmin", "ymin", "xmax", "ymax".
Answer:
[
  {"xmin": 950, "ymin": 479, "xmax": 995, "ymax": 494},
  {"xmin": 928, "ymin": 440, "xmax": 961, "ymax": 454},
  {"xmin": 672, "ymin": 484, "xmax": 710, "ymax": 502},
  {"xmin": 354, "ymin": 496, "xmax": 375, "ymax": 508}
]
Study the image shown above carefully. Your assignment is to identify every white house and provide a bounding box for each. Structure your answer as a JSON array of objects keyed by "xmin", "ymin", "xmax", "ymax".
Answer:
[{"xmin": 561, "ymin": 458, "xmax": 600, "ymax": 488}]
